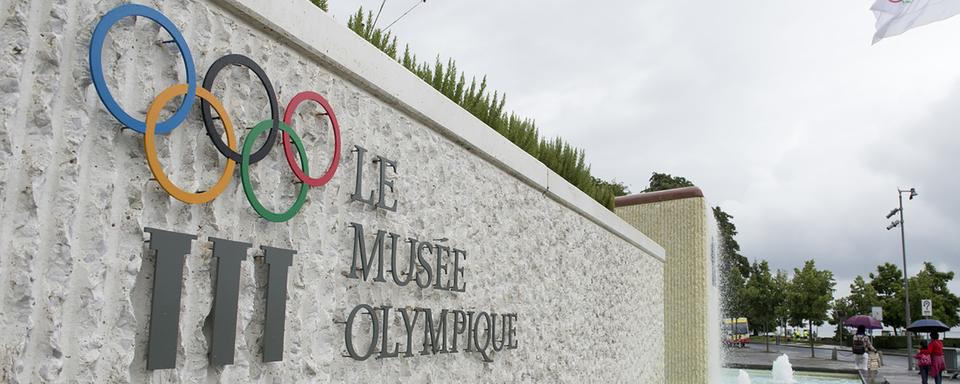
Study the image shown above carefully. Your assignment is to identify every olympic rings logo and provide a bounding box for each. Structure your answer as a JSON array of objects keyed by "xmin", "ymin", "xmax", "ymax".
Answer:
[{"xmin": 89, "ymin": 4, "xmax": 341, "ymax": 222}]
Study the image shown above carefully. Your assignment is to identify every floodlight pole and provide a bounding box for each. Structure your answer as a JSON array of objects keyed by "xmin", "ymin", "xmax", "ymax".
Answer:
[{"xmin": 896, "ymin": 189, "xmax": 913, "ymax": 371}]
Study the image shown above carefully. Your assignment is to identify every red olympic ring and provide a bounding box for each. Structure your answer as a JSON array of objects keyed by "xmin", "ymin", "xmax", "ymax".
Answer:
[{"xmin": 282, "ymin": 91, "xmax": 342, "ymax": 187}]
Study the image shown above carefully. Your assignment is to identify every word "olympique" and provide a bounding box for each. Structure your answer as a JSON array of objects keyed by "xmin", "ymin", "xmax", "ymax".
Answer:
[{"xmin": 343, "ymin": 304, "xmax": 518, "ymax": 362}]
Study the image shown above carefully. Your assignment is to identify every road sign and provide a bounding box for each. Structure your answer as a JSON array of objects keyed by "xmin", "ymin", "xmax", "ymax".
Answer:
[
  {"xmin": 922, "ymin": 299, "xmax": 933, "ymax": 317},
  {"xmin": 871, "ymin": 306, "xmax": 883, "ymax": 321}
]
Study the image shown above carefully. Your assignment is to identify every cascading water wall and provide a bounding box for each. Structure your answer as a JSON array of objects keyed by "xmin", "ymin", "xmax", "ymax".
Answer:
[
  {"xmin": 706, "ymin": 207, "xmax": 724, "ymax": 382},
  {"xmin": 614, "ymin": 186, "xmax": 722, "ymax": 384}
]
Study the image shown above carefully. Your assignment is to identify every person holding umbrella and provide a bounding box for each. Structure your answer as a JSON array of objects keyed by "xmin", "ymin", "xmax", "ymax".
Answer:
[
  {"xmin": 852, "ymin": 325, "xmax": 877, "ymax": 371},
  {"xmin": 929, "ymin": 332, "xmax": 945, "ymax": 384},
  {"xmin": 907, "ymin": 319, "xmax": 951, "ymax": 384},
  {"xmin": 844, "ymin": 315, "xmax": 881, "ymax": 371}
]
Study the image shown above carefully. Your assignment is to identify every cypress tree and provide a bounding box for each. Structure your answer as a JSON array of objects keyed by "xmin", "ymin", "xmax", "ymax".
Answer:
[
  {"xmin": 343, "ymin": 6, "xmax": 619, "ymax": 210},
  {"xmin": 310, "ymin": 0, "xmax": 328, "ymax": 12}
]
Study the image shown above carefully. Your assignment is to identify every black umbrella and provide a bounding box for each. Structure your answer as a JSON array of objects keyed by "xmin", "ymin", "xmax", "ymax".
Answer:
[{"xmin": 906, "ymin": 319, "xmax": 950, "ymax": 333}]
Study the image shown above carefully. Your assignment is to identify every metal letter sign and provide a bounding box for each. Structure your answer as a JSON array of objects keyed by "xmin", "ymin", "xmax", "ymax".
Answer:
[
  {"xmin": 922, "ymin": 299, "xmax": 933, "ymax": 317},
  {"xmin": 349, "ymin": 145, "xmax": 400, "ymax": 212},
  {"xmin": 90, "ymin": 4, "xmax": 341, "ymax": 222}
]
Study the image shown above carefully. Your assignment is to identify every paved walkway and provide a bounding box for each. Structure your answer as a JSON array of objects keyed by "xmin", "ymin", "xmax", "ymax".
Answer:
[
  {"xmin": 724, "ymin": 342, "xmax": 960, "ymax": 383},
  {"xmin": 743, "ymin": 342, "xmax": 960, "ymax": 384}
]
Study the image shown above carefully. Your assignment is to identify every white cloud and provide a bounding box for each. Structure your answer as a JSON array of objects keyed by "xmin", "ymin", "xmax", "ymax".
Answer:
[{"xmin": 326, "ymin": 0, "xmax": 960, "ymax": 296}]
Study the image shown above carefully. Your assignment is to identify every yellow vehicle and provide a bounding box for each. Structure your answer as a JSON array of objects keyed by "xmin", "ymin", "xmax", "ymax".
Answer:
[
  {"xmin": 723, "ymin": 318, "xmax": 751, "ymax": 348},
  {"xmin": 782, "ymin": 328, "xmax": 809, "ymax": 342}
]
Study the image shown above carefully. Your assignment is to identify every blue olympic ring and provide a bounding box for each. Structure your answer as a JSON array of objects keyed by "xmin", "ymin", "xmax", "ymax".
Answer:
[{"xmin": 89, "ymin": 4, "xmax": 196, "ymax": 134}]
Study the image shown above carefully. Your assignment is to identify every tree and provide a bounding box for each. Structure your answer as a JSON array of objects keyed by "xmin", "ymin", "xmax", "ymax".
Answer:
[
  {"xmin": 713, "ymin": 204, "xmax": 751, "ymax": 326},
  {"xmin": 869, "ymin": 263, "xmax": 906, "ymax": 335},
  {"xmin": 714, "ymin": 206, "xmax": 750, "ymax": 279},
  {"xmin": 787, "ymin": 260, "xmax": 836, "ymax": 357},
  {"xmin": 723, "ymin": 266, "xmax": 748, "ymax": 321},
  {"xmin": 309, "ymin": 0, "xmax": 328, "ymax": 11},
  {"xmin": 592, "ymin": 176, "xmax": 630, "ymax": 197},
  {"xmin": 836, "ymin": 275, "xmax": 879, "ymax": 345},
  {"xmin": 908, "ymin": 262, "xmax": 960, "ymax": 327},
  {"xmin": 829, "ymin": 297, "xmax": 855, "ymax": 344},
  {"xmin": 743, "ymin": 260, "xmax": 781, "ymax": 352},
  {"xmin": 773, "ymin": 269, "xmax": 792, "ymax": 345},
  {"xmin": 848, "ymin": 275, "xmax": 880, "ymax": 316},
  {"xmin": 642, "ymin": 172, "xmax": 694, "ymax": 192}
]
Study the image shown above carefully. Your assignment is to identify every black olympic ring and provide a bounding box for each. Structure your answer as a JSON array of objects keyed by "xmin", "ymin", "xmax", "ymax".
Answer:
[{"xmin": 200, "ymin": 54, "xmax": 280, "ymax": 164}]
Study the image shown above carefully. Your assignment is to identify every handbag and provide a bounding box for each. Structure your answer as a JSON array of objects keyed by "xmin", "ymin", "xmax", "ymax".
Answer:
[{"xmin": 916, "ymin": 353, "xmax": 932, "ymax": 367}]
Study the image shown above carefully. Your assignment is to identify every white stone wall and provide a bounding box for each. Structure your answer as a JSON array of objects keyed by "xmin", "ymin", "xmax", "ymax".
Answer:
[{"xmin": 0, "ymin": 0, "xmax": 665, "ymax": 382}]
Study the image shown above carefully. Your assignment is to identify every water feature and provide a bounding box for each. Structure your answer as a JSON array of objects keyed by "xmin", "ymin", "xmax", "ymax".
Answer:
[
  {"xmin": 720, "ymin": 368, "xmax": 860, "ymax": 384},
  {"xmin": 707, "ymin": 208, "xmax": 723, "ymax": 381},
  {"xmin": 771, "ymin": 354, "xmax": 796, "ymax": 383},
  {"xmin": 705, "ymin": 200, "xmax": 859, "ymax": 384},
  {"xmin": 738, "ymin": 369, "xmax": 752, "ymax": 384}
]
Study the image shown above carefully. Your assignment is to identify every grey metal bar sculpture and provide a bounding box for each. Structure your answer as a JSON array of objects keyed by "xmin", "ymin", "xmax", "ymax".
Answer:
[
  {"xmin": 208, "ymin": 237, "xmax": 251, "ymax": 365},
  {"xmin": 144, "ymin": 228, "xmax": 197, "ymax": 370},
  {"xmin": 262, "ymin": 246, "xmax": 295, "ymax": 362}
]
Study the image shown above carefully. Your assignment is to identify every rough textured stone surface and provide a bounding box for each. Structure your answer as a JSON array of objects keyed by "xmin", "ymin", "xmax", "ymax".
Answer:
[
  {"xmin": 616, "ymin": 197, "xmax": 719, "ymax": 384},
  {"xmin": 0, "ymin": 0, "xmax": 665, "ymax": 382}
]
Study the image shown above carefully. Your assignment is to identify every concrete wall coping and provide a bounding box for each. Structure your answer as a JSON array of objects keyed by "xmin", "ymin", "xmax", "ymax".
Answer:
[
  {"xmin": 213, "ymin": 0, "xmax": 665, "ymax": 262},
  {"xmin": 615, "ymin": 187, "xmax": 705, "ymax": 207}
]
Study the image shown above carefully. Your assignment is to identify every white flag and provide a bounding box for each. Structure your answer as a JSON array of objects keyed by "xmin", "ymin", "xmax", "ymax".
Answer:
[{"xmin": 872, "ymin": 0, "xmax": 960, "ymax": 43}]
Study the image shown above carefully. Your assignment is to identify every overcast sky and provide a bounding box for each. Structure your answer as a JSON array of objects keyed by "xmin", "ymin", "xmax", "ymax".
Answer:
[{"xmin": 325, "ymin": 1, "xmax": 960, "ymax": 300}]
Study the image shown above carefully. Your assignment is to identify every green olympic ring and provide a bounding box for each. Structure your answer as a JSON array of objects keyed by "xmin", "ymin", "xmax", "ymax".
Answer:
[{"xmin": 241, "ymin": 120, "xmax": 310, "ymax": 223}]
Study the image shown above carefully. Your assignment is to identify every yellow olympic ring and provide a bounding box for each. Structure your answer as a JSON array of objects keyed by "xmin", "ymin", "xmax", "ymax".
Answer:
[{"xmin": 145, "ymin": 84, "xmax": 237, "ymax": 204}]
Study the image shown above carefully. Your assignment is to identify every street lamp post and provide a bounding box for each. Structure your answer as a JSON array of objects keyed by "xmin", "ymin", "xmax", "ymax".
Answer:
[{"xmin": 886, "ymin": 187, "xmax": 917, "ymax": 371}]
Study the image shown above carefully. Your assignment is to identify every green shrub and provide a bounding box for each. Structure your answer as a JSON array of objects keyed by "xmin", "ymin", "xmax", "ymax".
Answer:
[{"xmin": 869, "ymin": 335, "xmax": 928, "ymax": 350}]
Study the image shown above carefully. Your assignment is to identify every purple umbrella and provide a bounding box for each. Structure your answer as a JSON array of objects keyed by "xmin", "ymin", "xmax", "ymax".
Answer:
[{"xmin": 844, "ymin": 315, "xmax": 883, "ymax": 330}]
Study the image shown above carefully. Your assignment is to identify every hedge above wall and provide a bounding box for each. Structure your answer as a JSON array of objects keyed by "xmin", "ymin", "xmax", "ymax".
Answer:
[{"xmin": 342, "ymin": 7, "xmax": 623, "ymax": 209}]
